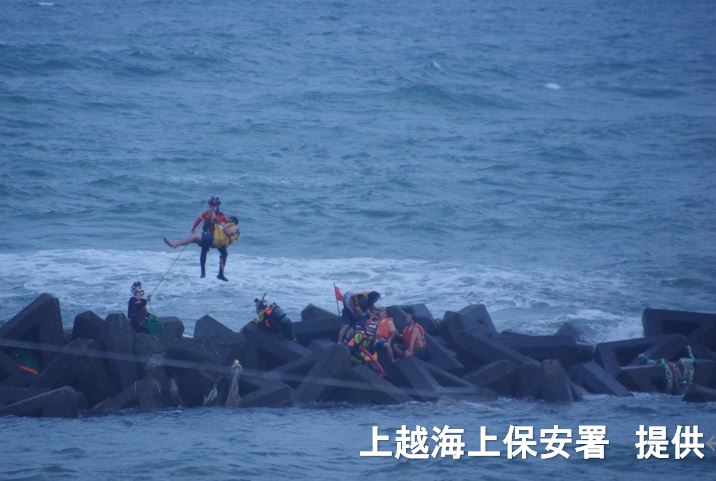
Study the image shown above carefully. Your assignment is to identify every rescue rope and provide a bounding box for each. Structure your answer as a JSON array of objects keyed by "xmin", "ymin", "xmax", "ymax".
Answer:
[{"xmin": 148, "ymin": 244, "xmax": 188, "ymax": 303}]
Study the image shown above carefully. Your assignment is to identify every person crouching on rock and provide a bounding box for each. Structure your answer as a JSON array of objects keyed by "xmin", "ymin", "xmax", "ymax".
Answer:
[
  {"xmin": 373, "ymin": 309, "xmax": 398, "ymax": 363},
  {"xmin": 128, "ymin": 281, "xmax": 150, "ymax": 334},
  {"xmin": 164, "ymin": 216, "xmax": 240, "ymax": 281},
  {"xmin": 253, "ymin": 297, "xmax": 296, "ymax": 341},
  {"xmin": 337, "ymin": 290, "xmax": 381, "ymax": 344},
  {"xmin": 394, "ymin": 313, "xmax": 427, "ymax": 359}
]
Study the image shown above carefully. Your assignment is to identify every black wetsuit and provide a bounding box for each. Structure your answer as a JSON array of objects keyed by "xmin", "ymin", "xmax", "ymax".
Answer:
[
  {"xmin": 259, "ymin": 304, "xmax": 295, "ymax": 341},
  {"xmin": 127, "ymin": 297, "xmax": 149, "ymax": 333},
  {"xmin": 199, "ymin": 218, "xmax": 215, "ymax": 277},
  {"xmin": 199, "ymin": 218, "xmax": 228, "ymax": 279}
]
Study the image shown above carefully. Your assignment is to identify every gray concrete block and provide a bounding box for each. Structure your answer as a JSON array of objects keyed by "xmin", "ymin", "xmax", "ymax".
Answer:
[
  {"xmin": 134, "ymin": 333, "xmax": 164, "ymax": 361},
  {"xmin": 442, "ymin": 304, "xmax": 497, "ymax": 343},
  {"xmin": 343, "ymin": 365, "xmax": 412, "ymax": 405},
  {"xmin": 595, "ymin": 335, "xmax": 689, "ymax": 376},
  {"xmin": 166, "ymin": 337, "xmax": 226, "ymax": 366},
  {"xmin": 0, "ymin": 386, "xmax": 80, "ymax": 418},
  {"xmin": 242, "ymin": 323, "xmax": 312, "ymax": 368},
  {"xmin": 74, "ymin": 343, "xmax": 116, "ymax": 405},
  {"xmin": 683, "ymin": 383, "xmax": 716, "ymax": 403},
  {"xmin": 0, "ymin": 386, "xmax": 49, "ymax": 405},
  {"xmin": 174, "ymin": 367, "xmax": 218, "ymax": 407},
  {"xmin": 71, "ymin": 311, "xmax": 104, "ymax": 340},
  {"xmin": 692, "ymin": 346, "xmax": 716, "ymax": 362},
  {"xmin": 393, "ymin": 357, "xmax": 496, "ymax": 402},
  {"xmin": 159, "ymin": 316, "xmax": 185, "ymax": 342},
  {"xmin": 451, "ymin": 330, "xmax": 536, "ymax": 370},
  {"xmin": 499, "ymin": 333, "xmax": 594, "ymax": 367},
  {"xmin": 267, "ymin": 350, "xmax": 325, "ymax": 387},
  {"xmin": 539, "ymin": 359, "xmax": 575, "ymax": 403},
  {"xmin": 33, "ymin": 338, "xmax": 117, "ymax": 405},
  {"xmin": 308, "ymin": 338, "xmax": 334, "ymax": 352},
  {"xmin": 692, "ymin": 360, "xmax": 716, "ymax": 389},
  {"xmin": 295, "ymin": 345, "xmax": 352, "ymax": 404},
  {"xmin": 643, "ymin": 308, "xmax": 716, "ymax": 350},
  {"xmin": 569, "ymin": 361, "xmax": 632, "ymax": 397},
  {"xmin": 94, "ymin": 376, "xmax": 166, "ymax": 412},
  {"xmin": 516, "ymin": 362, "xmax": 543, "ymax": 398},
  {"xmin": 193, "ymin": 315, "xmax": 238, "ymax": 345},
  {"xmin": 463, "ymin": 360, "xmax": 519, "ymax": 396},
  {"xmin": 616, "ymin": 365, "xmax": 666, "ymax": 392},
  {"xmin": 294, "ymin": 304, "xmax": 344, "ymax": 345},
  {"xmin": 101, "ymin": 314, "xmax": 138, "ymax": 391},
  {"xmin": 238, "ymin": 376, "xmax": 294, "ymax": 408},
  {"xmin": 34, "ymin": 338, "xmax": 91, "ymax": 389},
  {"xmin": 555, "ymin": 322, "xmax": 586, "ymax": 342},
  {"xmin": 424, "ymin": 332, "xmax": 464, "ymax": 374},
  {"xmin": 0, "ymin": 293, "xmax": 65, "ymax": 367},
  {"xmin": 571, "ymin": 382, "xmax": 587, "ymax": 401}
]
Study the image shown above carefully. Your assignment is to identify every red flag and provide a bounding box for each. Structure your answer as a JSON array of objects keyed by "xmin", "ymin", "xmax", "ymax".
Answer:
[{"xmin": 334, "ymin": 283, "xmax": 344, "ymax": 302}]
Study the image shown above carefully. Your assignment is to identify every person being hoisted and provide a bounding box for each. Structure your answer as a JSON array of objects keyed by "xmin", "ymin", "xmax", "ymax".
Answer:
[
  {"xmin": 163, "ymin": 197, "xmax": 240, "ymax": 281},
  {"xmin": 194, "ymin": 196, "xmax": 227, "ymax": 280}
]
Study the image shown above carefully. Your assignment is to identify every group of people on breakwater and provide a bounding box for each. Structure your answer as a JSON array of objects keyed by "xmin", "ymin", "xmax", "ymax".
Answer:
[
  {"xmin": 336, "ymin": 290, "xmax": 427, "ymax": 377},
  {"xmin": 127, "ymin": 284, "xmax": 427, "ymax": 379},
  {"xmin": 129, "ymin": 197, "xmax": 428, "ymax": 378}
]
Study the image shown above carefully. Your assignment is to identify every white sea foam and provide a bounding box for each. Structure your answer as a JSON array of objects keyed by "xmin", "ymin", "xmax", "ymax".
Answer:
[
  {"xmin": 0, "ymin": 249, "xmax": 639, "ymax": 340},
  {"xmin": 544, "ymin": 82, "xmax": 561, "ymax": 90}
]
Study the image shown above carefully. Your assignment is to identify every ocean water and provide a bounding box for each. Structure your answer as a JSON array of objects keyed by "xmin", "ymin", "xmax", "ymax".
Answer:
[{"xmin": 1, "ymin": 0, "xmax": 715, "ymax": 479}]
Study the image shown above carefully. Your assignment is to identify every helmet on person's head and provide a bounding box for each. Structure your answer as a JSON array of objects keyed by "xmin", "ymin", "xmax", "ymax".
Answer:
[
  {"xmin": 131, "ymin": 281, "xmax": 144, "ymax": 295},
  {"xmin": 229, "ymin": 216, "xmax": 238, "ymax": 224},
  {"xmin": 208, "ymin": 196, "xmax": 221, "ymax": 207}
]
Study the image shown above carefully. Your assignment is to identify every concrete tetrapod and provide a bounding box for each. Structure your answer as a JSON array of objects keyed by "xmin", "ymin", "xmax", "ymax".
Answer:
[
  {"xmin": 0, "ymin": 386, "xmax": 81, "ymax": 418},
  {"xmin": 0, "ymin": 293, "xmax": 65, "ymax": 367}
]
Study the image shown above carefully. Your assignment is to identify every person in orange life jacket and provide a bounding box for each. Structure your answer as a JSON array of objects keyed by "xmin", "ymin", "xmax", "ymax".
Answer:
[
  {"xmin": 344, "ymin": 316, "xmax": 387, "ymax": 377},
  {"xmin": 373, "ymin": 309, "xmax": 398, "ymax": 362},
  {"xmin": 128, "ymin": 281, "xmax": 150, "ymax": 334},
  {"xmin": 254, "ymin": 297, "xmax": 296, "ymax": 341},
  {"xmin": 336, "ymin": 290, "xmax": 381, "ymax": 344},
  {"xmin": 394, "ymin": 313, "xmax": 427, "ymax": 359},
  {"xmin": 193, "ymin": 197, "xmax": 228, "ymax": 280}
]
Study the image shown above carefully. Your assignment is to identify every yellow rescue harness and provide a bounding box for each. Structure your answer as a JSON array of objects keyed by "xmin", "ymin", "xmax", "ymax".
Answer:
[{"xmin": 212, "ymin": 222, "xmax": 239, "ymax": 248}]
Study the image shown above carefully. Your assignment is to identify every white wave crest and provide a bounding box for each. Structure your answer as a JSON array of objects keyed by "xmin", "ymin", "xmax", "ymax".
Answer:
[{"xmin": 0, "ymin": 249, "xmax": 638, "ymax": 340}]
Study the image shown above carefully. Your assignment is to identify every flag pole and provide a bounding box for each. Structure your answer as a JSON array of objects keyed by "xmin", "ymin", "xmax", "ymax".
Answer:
[{"xmin": 333, "ymin": 283, "xmax": 341, "ymax": 315}]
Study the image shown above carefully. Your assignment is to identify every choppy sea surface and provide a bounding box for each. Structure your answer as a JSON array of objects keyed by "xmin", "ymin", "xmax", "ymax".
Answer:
[{"xmin": 1, "ymin": 0, "xmax": 715, "ymax": 479}]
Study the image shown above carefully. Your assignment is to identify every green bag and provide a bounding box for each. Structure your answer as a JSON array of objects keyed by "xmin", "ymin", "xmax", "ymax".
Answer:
[{"xmin": 146, "ymin": 313, "xmax": 162, "ymax": 336}]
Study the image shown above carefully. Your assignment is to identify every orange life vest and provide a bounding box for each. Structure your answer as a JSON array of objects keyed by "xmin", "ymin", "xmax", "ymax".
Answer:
[
  {"xmin": 376, "ymin": 317, "xmax": 396, "ymax": 340},
  {"xmin": 403, "ymin": 323, "xmax": 426, "ymax": 350}
]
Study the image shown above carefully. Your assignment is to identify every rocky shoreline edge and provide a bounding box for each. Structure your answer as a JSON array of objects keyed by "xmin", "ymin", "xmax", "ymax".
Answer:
[{"xmin": 1, "ymin": 294, "xmax": 715, "ymax": 418}]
